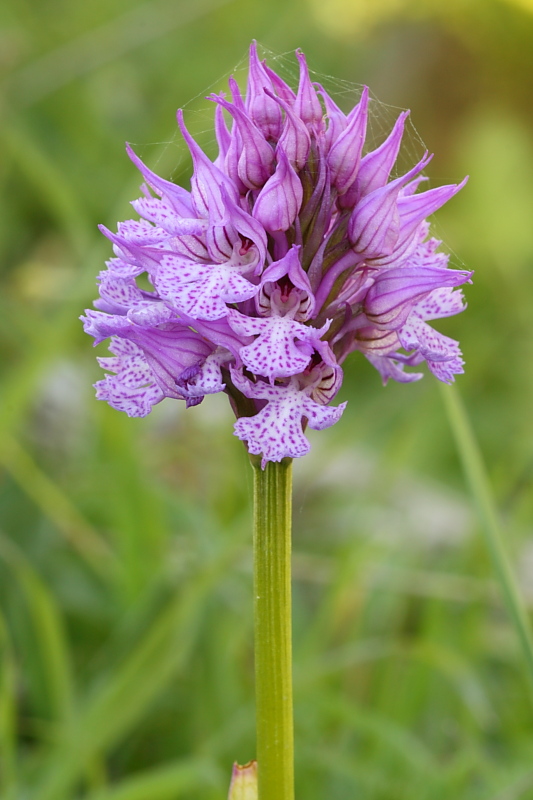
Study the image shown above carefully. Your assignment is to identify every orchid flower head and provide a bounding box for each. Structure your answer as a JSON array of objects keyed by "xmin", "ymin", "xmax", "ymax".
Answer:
[{"xmin": 83, "ymin": 43, "xmax": 469, "ymax": 467}]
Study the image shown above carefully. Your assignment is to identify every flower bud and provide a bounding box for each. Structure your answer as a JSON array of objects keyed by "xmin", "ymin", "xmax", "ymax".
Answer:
[
  {"xmin": 253, "ymin": 149, "xmax": 303, "ymax": 232},
  {"xmin": 227, "ymin": 761, "xmax": 258, "ymax": 800},
  {"xmin": 246, "ymin": 42, "xmax": 283, "ymax": 140},
  {"xmin": 294, "ymin": 49, "xmax": 324, "ymax": 130},
  {"xmin": 328, "ymin": 87, "xmax": 368, "ymax": 196}
]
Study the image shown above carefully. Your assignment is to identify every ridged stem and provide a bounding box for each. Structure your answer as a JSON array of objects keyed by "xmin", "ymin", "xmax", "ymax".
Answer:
[{"xmin": 251, "ymin": 456, "xmax": 294, "ymax": 800}]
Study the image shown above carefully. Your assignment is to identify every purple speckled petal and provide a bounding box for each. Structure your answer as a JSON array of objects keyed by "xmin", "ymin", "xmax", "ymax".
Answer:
[
  {"xmin": 303, "ymin": 397, "xmax": 347, "ymax": 430},
  {"xmin": 131, "ymin": 195, "xmax": 208, "ymax": 238},
  {"xmin": 399, "ymin": 311, "xmax": 463, "ymax": 363},
  {"xmin": 95, "ymin": 337, "xmax": 165, "ymax": 417},
  {"xmin": 116, "ymin": 219, "xmax": 168, "ymax": 246},
  {"xmin": 104, "ymin": 257, "xmax": 144, "ymax": 278},
  {"xmin": 227, "ymin": 308, "xmax": 327, "ymax": 380},
  {"xmin": 95, "ymin": 270, "xmax": 146, "ymax": 314},
  {"xmin": 231, "ymin": 370, "xmax": 346, "ymax": 467},
  {"xmin": 177, "ymin": 347, "xmax": 232, "ymax": 398},
  {"xmin": 155, "ymin": 255, "xmax": 259, "ymax": 320},
  {"xmin": 95, "ymin": 375, "xmax": 165, "ymax": 417},
  {"xmin": 426, "ymin": 351, "xmax": 464, "ymax": 383},
  {"xmin": 413, "ymin": 286, "xmax": 466, "ymax": 320},
  {"xmin": 395, "ymin": 307, "xmax": 465, "ymax": 384}
]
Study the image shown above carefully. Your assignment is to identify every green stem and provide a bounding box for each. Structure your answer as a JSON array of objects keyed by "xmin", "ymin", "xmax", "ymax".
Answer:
[
  {"xmin": 441, "ymin": 384, "xmax": 533, "ymax": 700},
  {"xmin": 251, "ymin": 457, "xmax": 294, "ymax": 800}
]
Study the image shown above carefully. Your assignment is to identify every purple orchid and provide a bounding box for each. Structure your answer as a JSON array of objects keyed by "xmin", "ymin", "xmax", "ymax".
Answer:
[{"xmin": 82, "ymin": 43, "xmax": 470, "ymax": 467}]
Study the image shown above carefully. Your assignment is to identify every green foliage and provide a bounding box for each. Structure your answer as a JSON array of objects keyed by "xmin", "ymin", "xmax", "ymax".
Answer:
[{"xmin": 1, "ymin": 0, "xmax": 533, "ymax": 797}]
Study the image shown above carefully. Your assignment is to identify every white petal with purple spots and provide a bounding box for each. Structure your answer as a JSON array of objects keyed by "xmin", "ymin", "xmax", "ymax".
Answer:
[
  {"xmin": 155, "ymin": 255, "xmax": 259, "ymax": 320},
  {"xmin": 228, "ymin": 309, "xmax": 329, "ymax": 380},
  {"xmin": 231, "ymin": 370, "xmax": 346, "ymax": 467},
  {"xmin": 95, "ymin": 337, "xmax": 165, "ymax": 417}
]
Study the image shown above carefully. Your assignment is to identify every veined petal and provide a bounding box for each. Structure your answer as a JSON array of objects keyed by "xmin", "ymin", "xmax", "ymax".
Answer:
[
  {"xmin": 209, "ymin": 92, "xmax": 275, "ymax": 189},
  {"xmin": 328, "ymin": 87, "xmax": 368, "ymax": 196},
  {"xmin": 267, "ymin": 89, "xmax": 311, "ymax": 170},
  {"xmin": 177, "ymin": 109, "xmax": 238, "ymax": 217},
  {"xmin": 294, "ymin": 50, "xmax": 324, "ymax": 131},
  {"xmin": 365, "ymin": 353, "xmax": 423, "ymax": 385},
  {"xmin": 258, "ymin": 245, "xmax": 315, "ymax": 318},
  {"xmin": 364, "ymin": 265, "xmax": 472, "ymax": 328},
  {"xmin": 263, "ymin": 62, "xmax": 296, "ymax": 104},
  {"xmin": 348, "ymin": 152, "xmax": 432, "ymax": 258},
  {"xmin": 246, "ymin": 42, "xmax": 283, "ymax": 140},
  {"xmin": 253, "ymin": 149, "xmax": 303, "ymax": 233},
  {"xmin": 315, "ymin": 84, "xmax": 348, "ymax": 151},
  {"xmin": 397, "ymin": 177, "xmax": 468, "ymax": 241},
  {"xmin": 126, "ymin": 144, "xmax": 194, "ymax": 217},
  {"xmin": 353, "ymin": 110, "xmax": 409, "ymax": 200},
  {"xmin": 214, "ymin": 102, "xmax": 231, "ymax": 169}
]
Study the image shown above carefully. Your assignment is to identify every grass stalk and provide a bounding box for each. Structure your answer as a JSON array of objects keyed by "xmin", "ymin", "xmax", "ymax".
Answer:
[{"xmin": 441, "ymin": 384, "xmax": 533, "ymax": 699}]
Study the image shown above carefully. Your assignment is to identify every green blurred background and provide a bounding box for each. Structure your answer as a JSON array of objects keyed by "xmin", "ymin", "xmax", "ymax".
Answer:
[{"xmin": 2, "ymin": 0, "xmax": 533, "ymax": 798}]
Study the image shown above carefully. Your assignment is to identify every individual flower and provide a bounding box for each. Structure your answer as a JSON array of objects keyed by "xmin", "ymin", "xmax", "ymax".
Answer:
[{"xmin": 83, "ymin": 42, "xmax": 470, "ymax": 466}]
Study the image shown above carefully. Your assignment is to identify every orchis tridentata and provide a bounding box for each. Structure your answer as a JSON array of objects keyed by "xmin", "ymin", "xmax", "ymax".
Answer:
[{"xmin": 82, "ymin": 43, "xmax": 470, "ymax": 467}]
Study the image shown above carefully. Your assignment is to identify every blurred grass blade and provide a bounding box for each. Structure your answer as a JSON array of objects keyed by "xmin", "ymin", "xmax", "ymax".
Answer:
[
  {"xmin": 440, "ymin": 384, "xmax": 533, "ymax": 696},
  {"xmin": 0, "ymin": 612, "xmax": 18, "ymax": 800},
  {"xmin": 84, "ymin": 757, "xmax": 220, "ymax": 800},
  {"xmin": 0, "ymin": 433, "xmax": 115, "ymax": 578},
  {"xmin": 318, "ymin": 693, "xmax": 438, "ymax": 777},
  {"xmin": 0, "ymin": 536, "xmax": 75, "ymax": 727},
  {"xmin": 7, "ymin": 0, "xmax": 237, "ymax": 108},
  {"xmin": 1, "ymin": 119, "xmax": 91, "ymax": 258},
  {"xmin": 33, "ymin": 546, "xmax": 238, "ymax": 800}
]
